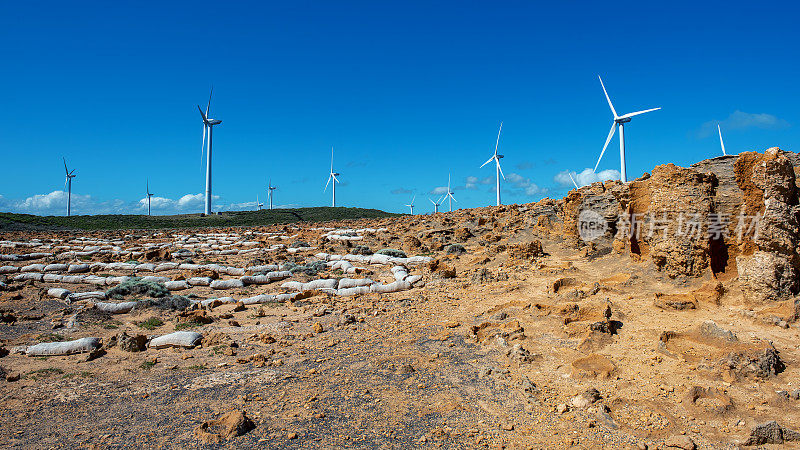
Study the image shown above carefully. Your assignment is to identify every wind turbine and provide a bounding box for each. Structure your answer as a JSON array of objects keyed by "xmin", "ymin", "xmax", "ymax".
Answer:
[
  {"xmin": 480, "ymin": 121, "xmax": 506, "ymax": 206},
  {"xmin": 256, "ymin": 194, "xmax": 264, "ymax": 211},
  {"xmin": 445, "ymin": 173, "xmax": 457, "ymax": 212},
  {"xmin": 594, "ymin": 76, "xmax": 660, "ymax": 183},
  {"xmin": 267, "ymin": 179, "xmax": 277, "ymax": 210},
  {"xmin": 63, "ymin": 158, "xmax": 76, "ymax": 216},
  {"xmin": 405, "ymin": 195, "xmax": 416, "ymax": 215},
  {"xmin": 717, "ymin": 124, "xmax": 727, "ymax": 156},
  {"xmin": 429, "ymin": 195, "xmax": 444, "ymax": 213},
  {"xmin": 324, "ymin": 147, "xmax": 340, "ymax": 207},
  {"xmin": 198, "ymin": 87, "xmax": 222, "ymax": 215},
  {"xmin": 146, "ymin": 180, "xmax": 154, "ymax": 216}
]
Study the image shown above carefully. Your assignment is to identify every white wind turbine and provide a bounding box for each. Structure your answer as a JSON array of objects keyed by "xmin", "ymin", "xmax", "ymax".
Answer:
[
  {"xmin": 198, "ymin": 88, "xmax": 222, "ymax": 215},
  {"xmin": 405, "ymin": 195, "xmax": 416, "ymax": 215},
  {"xmin": 146, "ymin": 180, "xmax": 154, "ymax": 216},
  {"xmin": 256, "ymin": 194, "xmax": 264, "ymax": 211},
  {"xmin": 717, "ymin": 124, "xmax": 727, "ymax": 156},
  {"xmin": 444, "ymin": 173, "xmax": 457, "ymax": 212},
  {"xmin": 63, "ymin": 157, "xmax": 76, "ymax": 217},
  {"xmin": 324, "ymin": 147, "xmax": 340, "ymax": 207},
  {"xmin": 594, "ymin": 76, "xmax": 660, "ymax": 183},
  {"xmin": 268, "ymin": 179, "xmax": 277, "ymax": 210},
  {"xmin": 429, "ymin": 195, "xmax": 444, "ymax": 213},
  {"xmin": 480, "ymin": 121, "xmax": 506, "ymax": 206}
]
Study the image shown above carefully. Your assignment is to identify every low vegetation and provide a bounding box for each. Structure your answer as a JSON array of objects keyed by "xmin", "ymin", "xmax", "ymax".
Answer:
[{"xmin": 0, "ymin": 207, "xmax": 398, "ymax": 231}]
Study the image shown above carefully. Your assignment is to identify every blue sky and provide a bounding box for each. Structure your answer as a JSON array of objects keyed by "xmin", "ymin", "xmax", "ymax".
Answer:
[{"xmin": 1, "ymin": 1, "xmax": 798, "ymax": 215}]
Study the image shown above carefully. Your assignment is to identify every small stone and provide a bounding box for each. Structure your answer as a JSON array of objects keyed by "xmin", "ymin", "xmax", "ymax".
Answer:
[
  {"xmin": 501, "ymin": 422, "xmax": 514, "ymax": 431},
  {"xmin": 556, "ymin": 403, "xmax": 568, "ymax": 414},
  {"xmin": 664, "ymin": 434, "xmax": 695, "ymax": 450},
  {"xmin": 287, "ymin": 432, "xmax": 298, "ymax": 439},
  {"xmin": 443, "ymin": 320, "xmax": 460, "ymax": 328},
  {"xmin": 313, "ymin": 322, "xmax": 324, "ymax": 334}
]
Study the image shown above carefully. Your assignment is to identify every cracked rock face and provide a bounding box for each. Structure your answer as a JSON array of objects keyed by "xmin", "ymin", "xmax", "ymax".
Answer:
[{"xmin": 550, "ymin": 148, "xmax": 800, "ymax": 302}]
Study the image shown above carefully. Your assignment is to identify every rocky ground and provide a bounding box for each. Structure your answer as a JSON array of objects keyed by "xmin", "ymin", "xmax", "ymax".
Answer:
[{"xmin": 2, "ymin": 148, "xmax": 800, "ymax": 449}]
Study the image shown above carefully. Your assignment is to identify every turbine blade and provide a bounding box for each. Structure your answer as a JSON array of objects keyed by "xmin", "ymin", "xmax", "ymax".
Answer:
[
  {"xmin": 620, "ymin": 107, "xmax": 661, "ymax": 119},
  {"xmin": 324, "ymin": 175, "xmax": 331, "ymax": 192},
  {"xmin": 497, "ymin": 160, "xmax": 505, "ymax": 180},
  {"xmin": 568, "ymin": 172, "xmax": 579, "ymax": 189},
  {"xmin": 206, "ymin": 87, "xmax": 213, "ymax": 118},
  {"xmin": 330, "ymin": 146, "xmax": 334, "ymax": 172},
  {"xmin": 594, "ymin": 122, "xmax": 618, "ymax": 172},
  {"xmin": 63, "ymin": 157, "xmax": 69, "ymax": 174},
  {"xmin": 197, "ymin": 105, "xmax": 207, "ymax": 121},
  {"xmin": 718, "ymin": 124, "xmax": 726, "ymax": 156},
  {"xmin": 598, "ymin": 75, "xmax": 617, "ymax": 118},
  {"xmin": 429, "ymin": 198, "xmax": 436, "ymax": 205},
  {"xmin": 495, "ymin": 121, "xmax": 503, "ymax": 155},
  {"xmin": 480, "ymin": 156, "xmax": 495, "ymax": 168}
]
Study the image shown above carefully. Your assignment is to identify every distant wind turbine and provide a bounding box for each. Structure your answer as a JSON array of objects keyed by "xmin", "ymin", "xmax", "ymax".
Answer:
[
  {"xmin": 405, "ymin": 195, "xmax": 416, "ymax": 215},
  {"xmin": 594, "ymin": 76, "xmax": 660, "ymax": 183},
  {"xmin": 63, "ymin": 158, "xmax": 76, "ymax": 217},
  {"xmin": 198, "ymin": 87, "xmax": 222, "ymax": 215},
  {"xmin": 256, "ymin": 194, "xmax": 264, "ymax": 211},
  {"xmin": 429, "ymin": 195, "xmax": 444, "ymax": 213},
  {"xmin": 717, "ymin": 124, "xmax": 727, "ymax": 156},
  {"xmin": 146, "ymin": 180, "xmax": 154, "ymax": 216},
  {"xmin": 268, "ymin": 179, "xmax": 277, "ymax": 210},
  {"xmin": 324, "ymin": 147, "xmax": 341, "ymax": 207},
  {"xmin": 480, "ymin": 122, "xmax": 506, "ymax": 206},
  {"xmin": 445, "ymin": 173, "xmax": 457, "ymax": 212}
]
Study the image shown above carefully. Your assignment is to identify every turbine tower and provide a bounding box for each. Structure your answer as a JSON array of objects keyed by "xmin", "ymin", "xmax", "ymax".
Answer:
[
  {"xmin": 198, "ymin": 88, "xmax": 222, "ymax": 215},
  {"xmin": 63, "ymin": 158, "xmax": 76, "ymax": 217},
  {"xmin": 268, "ymin": 179, "xmax": 277, "ymax": 210},
  {"xmin": 405, "ymin": 195, "xmax": 416, "ymax": 215},
  {"xmin": 480, "ymin": 121, "xmax": 506, "ymax": 206},
  {"xmin": 717, "ymin": 124, "xmax": 727, "ymax": 156},
  {"xmin": 146, "ymin": 180, "xmax": 154, "ymax": 216},
  {"xmin": 445, "ymin": 173, "xmax": 457, "ymax": 212},
  {"xmin": 594, "ymin": 76, "xmax": 660, "ymax": 183},
  {"xmin": 324, "ymin": 147, "xmax": 340, "ymax": 207},
  {"xmin": 429, "ymin": 195, "xmax": 444, "ymax": 213}
]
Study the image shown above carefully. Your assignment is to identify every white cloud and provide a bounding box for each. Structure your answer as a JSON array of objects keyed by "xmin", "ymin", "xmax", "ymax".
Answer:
[
  {"xmin": 1, "ymin": 191, "xmax": 237, "ymax": 216},
  {"xmin": 505, "ymin": 172, "xmax": 547, "ymax": 196},
  {"xmin": 554, "ymin": 168, "xmax": 621, "ymax": 188},
  {"xmin": 430, "ymin": 186, "xmax": 448, "ymax": 195},
  {"xmin": 699, "ymin": 110, "xmax": 790, "ymax": 137}
]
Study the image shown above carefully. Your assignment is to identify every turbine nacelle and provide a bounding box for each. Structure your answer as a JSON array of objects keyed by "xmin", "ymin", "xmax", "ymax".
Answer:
[{"xmin": 614, "ymin": 117, "xmax": 631, "ymax": 124}]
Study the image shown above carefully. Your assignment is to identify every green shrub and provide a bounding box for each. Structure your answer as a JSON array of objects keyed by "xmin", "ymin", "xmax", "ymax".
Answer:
[
  {"xmin": 37, "ymin": 333, "xmax": 65, "ymax": 343},
  {"xmin": 107, "ymin": 277, "xmax": 169, "ymax": 299},
  {"xmin": 445, "ymin": 244, "xmax": 466, "ymax": 255},
  {"xmin": 376, "ymin": 248, "xmax": 407, "ymax": 258},
  {"xmin": 283, "ymin": 260, "xmax": 328, "ymax": 276},
  {"xmin": 351, "ymin": 245, "xmax": 373, "ymax": 255},
  {"xmin": 136, "ymin": 317, "xmax": 164, "ymax": 330}
]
